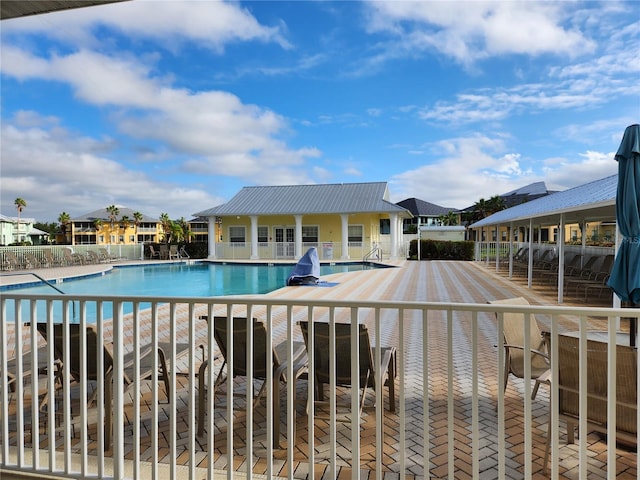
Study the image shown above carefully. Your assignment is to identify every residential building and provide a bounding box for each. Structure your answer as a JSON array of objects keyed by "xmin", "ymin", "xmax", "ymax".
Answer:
[
  {"xmin": 188, "ymin": 217, "xmax": 210, "ymax": 244},
  {"xmin": 0, "ymin": 214, "xmax": 49, "ymax": 245},
  {"xmin": 396, "ymin": 198, "xmax": 459, "ymax": 233},
  {"xmin": 68, "ymin": 208, "xmax": 161, "ymax": 245},
  {"xmin": 194, "ymin": 182, "xmax": 412, "ymax": 260}
]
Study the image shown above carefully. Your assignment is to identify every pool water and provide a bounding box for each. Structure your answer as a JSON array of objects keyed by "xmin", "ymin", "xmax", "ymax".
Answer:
[
  {"xmin": 2, "ymin": 262, "xmax": 386, "ymax": 322},
  {"xmin": 5, "ymin": 262, "xmax": 380, "ymax": 297}
]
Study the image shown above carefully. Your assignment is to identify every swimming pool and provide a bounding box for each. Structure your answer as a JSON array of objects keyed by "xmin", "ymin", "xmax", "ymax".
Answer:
[
  {"xmin": 2, "ymin": 262, "xmax": 387, "ymax": 322},
  {"xmin": 3, "ymin": 262, "xmax": 383, "ymax": 297}
]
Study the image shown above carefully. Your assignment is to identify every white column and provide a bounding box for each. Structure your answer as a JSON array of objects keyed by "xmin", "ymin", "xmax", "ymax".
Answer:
[
  {"xmin": 295, "ymin": 215, "xmax": 303, "ymax": 260},
  {"xmin": 390, "ymin": 213, "xmax": 399, "ymax": 259},
  {"xmin": 207, "ymin": 217, "xmax": 216, "ymax": 259},
  {"xmin": 527, "ymin": 219, "xmax": 533, "ymax": 288},
  {"xmin": 557, "ymin": 213, "xmax": 565, "ymax": 304},
  {"xmin": 250, "ymin": 215, "xmax": 259, "ymax": 260},
  {"xmin": 341, "ymin": 214, "xmax": 349, "ymax": 260}
]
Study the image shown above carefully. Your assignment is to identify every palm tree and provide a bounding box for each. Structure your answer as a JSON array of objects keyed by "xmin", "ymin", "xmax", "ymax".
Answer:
[
  {"xmin": 93, "ymin": 219, "xmax": 103, "ymax": 244},
  {"xmin": 120, "ymin": 215, "xmax": 130, "ymax": 243},
  {"xmin": 486, "ymin": 195, "xmax": 506, "ymax": 215},
  {"xmin": 133, "ymin": 211, "xmax": 143, "ymax": 243},
  {"xmin": 159, "ymin": 213, "xmax": 171, "ymax": 243},
  {"xmin": 14, "ymin": 198, "xmax": 26, "ymax": 243},
  {"xmin": 106, "ymin": 205, "xmax": 119, "ymax": 243},
  {"xmin": 106, "ymin": 205, "xmax": 119, "ymax": 229},
  {"xmin": 58, "ymin": 211, "xmax": 71, "ymax": 244},
  {"xmin": 177, "ymin": 217, "xmax": 194, "ymax": 243},
  {"xmin": 444, "ymin": 211, "xmax": 458, "ymax": 226}
]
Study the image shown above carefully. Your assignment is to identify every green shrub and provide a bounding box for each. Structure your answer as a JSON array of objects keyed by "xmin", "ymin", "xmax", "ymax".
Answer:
[{"xmin": 408, "ymin": 239, "xmax": 474, "ymax": 260}]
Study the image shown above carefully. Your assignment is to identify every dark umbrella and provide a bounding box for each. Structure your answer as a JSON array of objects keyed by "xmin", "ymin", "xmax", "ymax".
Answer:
[{"xmin": 607, "ymin": 124, "xmax": 640, "ymax": 346}]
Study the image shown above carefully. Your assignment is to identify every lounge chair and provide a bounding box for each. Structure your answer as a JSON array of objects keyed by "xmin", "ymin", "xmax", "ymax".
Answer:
[
  {"xmin": 543, "ymin": 334, "xmax": 637, "ymax": 471},
  {"xmin": 564, "ymin": 254, "xmax": 614, "ymax": 298},
  {"xmin": 168, "ymin": 245, "xmax": 180, "ymax": 260},
  {"xmin": 2, "ymin": 251, "xmax": 23, "ymax": 270},
  {"xmin": 86, "ymin": 250, "xmax": 101, "ymax": 264},
  {"xmin": 298, "ymin": 321, "xmax": 396, "ymax": 423},
  {"xmin": 98, "ymin": 247, "xmax": 119, "ymax": 263},
  {"xmin": 149, "ymin": 245, "xmax": 161, "ymax": 259},
  {"xmin": 42, "ymin": 249, "xmax": 63, "ymax": 267},
  {"xmin": 536, "ymin": 253, "xmax": 581, "ymax": 285},
  {"xmin": 36, "ymin": 322, "xmax": 191, "ymax": 449},
  {"xmin": 24, "ymin": 253, "xmax": 43, "ymax": 269},
  {"xmin": 197, "ymin": 316, "xmax": 308, "ymax": 446},
  {"xmin": 489, "ymin": 297, "xmax": 550, "ymax": 401}
]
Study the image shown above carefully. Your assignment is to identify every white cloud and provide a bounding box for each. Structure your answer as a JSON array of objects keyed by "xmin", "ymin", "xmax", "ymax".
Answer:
[
  {"xmin": 389, "ymin": 134, "xmax": 618, "ymax": 208},
  {"xmin": 1, "ymin": 0, "xmax": 291, "ymax": 52},
  {"xmin": 363, "ymin": 1, "xmax": 594, "ymax": 66},
  {"xmin": 0, "ymin": 113, "xmax": 222, "ymax": 221},
  {"xmin": 1, "ymin": 47, "xmax": 323, "ymax": 188}
]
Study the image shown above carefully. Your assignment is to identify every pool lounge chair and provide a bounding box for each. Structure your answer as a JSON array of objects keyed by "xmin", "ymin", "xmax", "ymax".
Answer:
[
  {"xmin": 197, "ymin": 315, "xmax": 308, "ymax": 446},
  {"xmin": 489, "ymin": 297, "xmax": 550, "ymax": 402},
  {"xmin": 299, "ymin": 321, "xmax": 396, "ymax": 427},
  {"xmin": 36, "ymin": 322, "xmax": 191, "ymax": 449},
  {"xmin": 2, "ymin": 251, "xmax": 23, "ymax": 270}
]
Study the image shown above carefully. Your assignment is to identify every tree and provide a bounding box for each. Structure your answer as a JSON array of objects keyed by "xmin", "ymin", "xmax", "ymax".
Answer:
[
  {"xmin": 14, "ymin": 198, "xmax": 26, "ymax": 242},
  {"xmin": 159, "ymin": 213, "xmax": 171, "ymax": 243},
  {"xmin": 486, "ymin": 195, "xmax": 506, "ymax": 215},
  {"xmin": 438, "ymin": 211, "xmax": 458, "ymax": 226},
  {"xmin": 106, "ymin": 205, "xmax": 119, "ymax": 230},
  {"xmin": 133, "ymin": 211, "xmax": 143, "ymax": 243},
  {"xmin": 58, "ymin": 211, "xmax": 71, "ymax": 244},
  {"xmin": 177, "ymin": 217, "xmax": 194, "ymax": 243}
]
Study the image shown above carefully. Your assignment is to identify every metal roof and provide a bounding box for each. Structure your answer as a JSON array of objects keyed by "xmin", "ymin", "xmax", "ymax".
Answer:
[
  {"xmin": 471, "ymin": 174, "xmax": 617, "ymax": 228},
  {"xmin": 396, "ymin": 198, "xmax": 457, "ymax": 216},
  {"xmin": 72, "ymin": 207, "xmax": 158, "ymax": 223},
  {"xmin": 1, "ymin": 1, "xmax": 127, "ymax": 20},
  {"xmin": 195, "ymin": 182, "xmax": 411, "ymax": 218}
]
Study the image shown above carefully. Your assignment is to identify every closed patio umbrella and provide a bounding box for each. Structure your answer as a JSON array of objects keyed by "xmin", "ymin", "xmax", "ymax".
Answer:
[{"xmin": 607, "ymin": 124, "xmax": 640, "ymax": 346}]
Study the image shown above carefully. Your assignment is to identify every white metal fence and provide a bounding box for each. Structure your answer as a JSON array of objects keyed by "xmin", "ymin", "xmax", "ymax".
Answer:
[
  {"xmin": 0, "ymin": 245, "xmax": 144, "ymax": 269},
  {"xmin": 1, "ymin": 293, "xmax": 638, "ymax": 479}
]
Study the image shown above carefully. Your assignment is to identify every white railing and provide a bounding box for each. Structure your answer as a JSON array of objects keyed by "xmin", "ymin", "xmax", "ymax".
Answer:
[
  {"xmin": 0, "ymin": 245, "xmax": 144, "ymax": 269},
  {"xmin": 1, "ymin": 293, "xmax": 638, "ymax": 479}
]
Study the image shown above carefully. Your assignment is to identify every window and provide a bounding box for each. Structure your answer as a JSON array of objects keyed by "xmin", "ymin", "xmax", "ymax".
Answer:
[
  {"xmin": 129, "ymin": 235, "xmax": 135, "ymax": 243},
  {"xmin": 257, "ymin": 226, "xmax": 269, "ymax": 243},
  {"xmin": 348, "ymin": 225, "xmax": 363, "ymax": 245},
  {"xmin": 119, "ymin": 235, "xmax": 124, "ymax": 243},
  {"xmin": 380, "ymin": 219, "xmax": 391, "ymax": 234},
  {"xmin": 302, "ymin": 225, "xmax": 318, "ymax": 243},
  {"xmin": 229, "ymin": 226, "xmax": 245, "ymax": 244},
  {"xmin": 99, "ymin": 235, "xmax": 104, "ymax": 243}
]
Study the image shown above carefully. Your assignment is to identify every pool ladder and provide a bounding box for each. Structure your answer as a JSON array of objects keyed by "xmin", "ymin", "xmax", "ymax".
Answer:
[{"xmin": 363, "ymin": 246, "xmax": 382, "ymax": 263}]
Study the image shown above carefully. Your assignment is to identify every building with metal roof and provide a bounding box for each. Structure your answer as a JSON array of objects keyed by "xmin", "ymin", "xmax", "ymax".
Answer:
[
  {"xmin": 0, "ymin": 214, "xmax": 48, "ymax": 245},
  {"xmin": 396, "ymin": 198, "xmax": 458, "ymax": 232},
  {"xmin": 194, "ymin": 182, "xmax": 412, "ymax": 261},
  {"xmin": 470, "ymin": 175, "xmax": 616, "ymax": 230},
  {"xmin": 69, "ymin": 207, "xmax": 161, "ymax": 245},
  {"xmin": 470, "ymin": 175, "xmax": 618, "ymax": 304}
]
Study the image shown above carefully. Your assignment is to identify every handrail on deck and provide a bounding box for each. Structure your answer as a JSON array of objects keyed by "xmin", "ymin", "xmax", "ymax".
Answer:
[{"xmin": 363, "ymin": 245, "xmax": 382, "ymax": 262}]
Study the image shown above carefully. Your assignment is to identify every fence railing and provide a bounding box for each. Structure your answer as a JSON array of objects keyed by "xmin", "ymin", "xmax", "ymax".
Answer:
[
  {"xmin": 0, "ymin": 245, "xmax": 144, "ymax": 270},
  {"xmin": 1, "ymin": 293, "xmax": 638, "ymax": 479}
]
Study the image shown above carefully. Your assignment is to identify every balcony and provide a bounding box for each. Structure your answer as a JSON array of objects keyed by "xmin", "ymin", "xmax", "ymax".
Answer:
[{"xmin": 1, "ymin": 260, "xmax": 638, "ymax": 479}]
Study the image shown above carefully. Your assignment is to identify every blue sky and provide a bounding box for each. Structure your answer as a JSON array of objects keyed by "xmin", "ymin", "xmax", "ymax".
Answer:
[{"xmin": 1, "ymin": 0, "xmax": 639, "ymax": 222}]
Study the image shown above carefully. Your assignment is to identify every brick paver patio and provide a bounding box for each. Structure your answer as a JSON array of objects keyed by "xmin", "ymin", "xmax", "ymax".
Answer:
[{"xmin": 2, "ymin": 259, "xmax": 636, "ymax": 479}]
